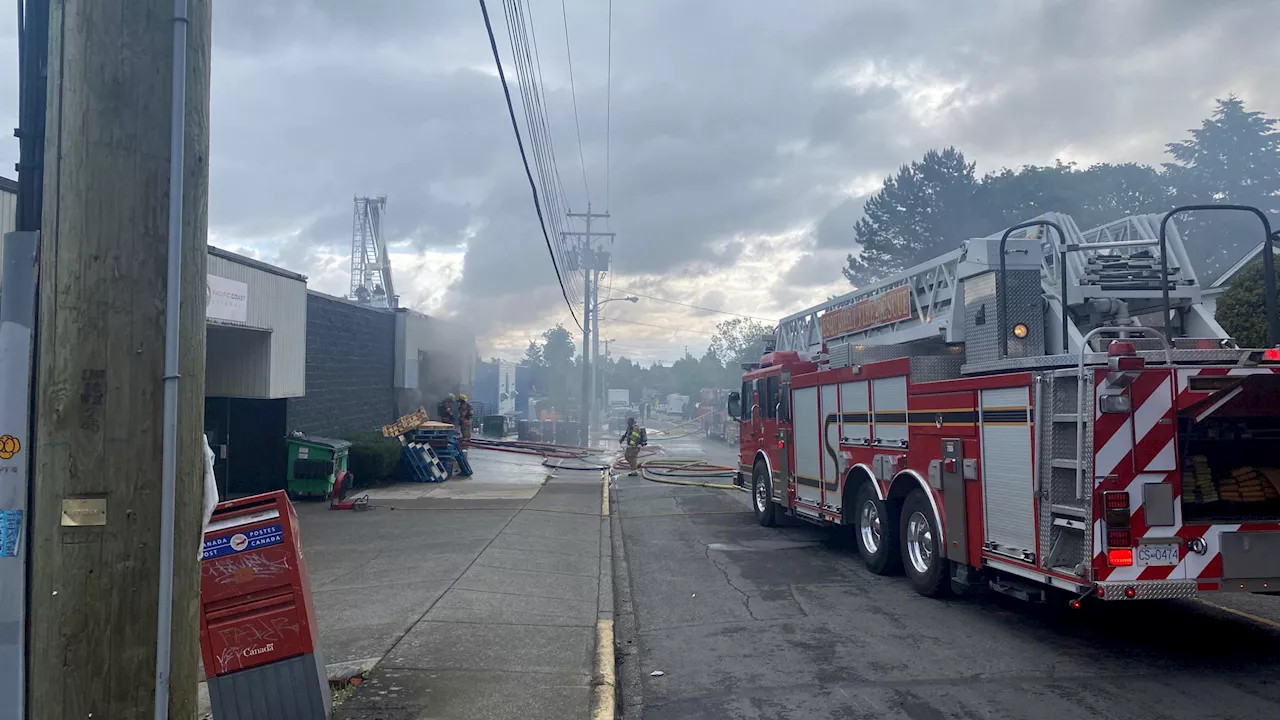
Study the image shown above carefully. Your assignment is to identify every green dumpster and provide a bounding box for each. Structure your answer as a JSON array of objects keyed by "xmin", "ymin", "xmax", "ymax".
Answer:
[{"xmin": 286, "ymin": 435, "xmax": 351, "ymax": 499}]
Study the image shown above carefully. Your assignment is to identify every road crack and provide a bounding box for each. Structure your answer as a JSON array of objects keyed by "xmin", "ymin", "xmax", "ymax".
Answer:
[{"xmin": 704, "ymin": 544, "xmax": 760, "ymax": 621}]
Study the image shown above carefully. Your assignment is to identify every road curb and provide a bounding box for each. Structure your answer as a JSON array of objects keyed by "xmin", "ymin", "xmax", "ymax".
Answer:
[{"xmin": 592, "ymin": 468, "xmax": 617, "ymax": 719}]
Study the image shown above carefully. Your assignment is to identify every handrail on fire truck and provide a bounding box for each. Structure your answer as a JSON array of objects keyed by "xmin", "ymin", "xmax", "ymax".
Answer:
[
  {"xmin": 1073, "ymin": 326, "xmax": 1171, "ymax": 500},
  {"xmin": 998, "ymin": 219, "xmax": 1070, "ymax": 358},
  {"xmin": 1157, "ymin": 205, "xmax": 1279, "ymax": 347}
]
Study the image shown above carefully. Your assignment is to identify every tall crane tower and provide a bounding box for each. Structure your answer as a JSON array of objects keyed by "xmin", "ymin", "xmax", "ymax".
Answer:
[{"xmin": 349, "ymin": 195, "xmax": 396, "ymax": 307}]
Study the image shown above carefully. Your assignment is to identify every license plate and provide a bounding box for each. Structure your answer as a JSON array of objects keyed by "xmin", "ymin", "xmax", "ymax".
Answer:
[{"xmin": 1135, "ymin": 544, "xmax": 1180, "ymax": 567}]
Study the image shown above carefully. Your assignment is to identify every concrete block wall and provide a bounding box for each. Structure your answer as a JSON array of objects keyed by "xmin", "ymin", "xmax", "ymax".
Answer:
[{"xmin": 287, "ymin": 292, "xmax": 397, "ymax": 437}]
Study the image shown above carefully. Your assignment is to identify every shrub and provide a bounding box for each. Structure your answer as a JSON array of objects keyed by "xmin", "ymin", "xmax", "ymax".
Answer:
[
  {"xmin": 1216, "ymin": 257, "xmax": 1280, "ymax": 349},
  {"xmin": 342, "ymin": 432, "xmax": 403, "ymax": 487}
]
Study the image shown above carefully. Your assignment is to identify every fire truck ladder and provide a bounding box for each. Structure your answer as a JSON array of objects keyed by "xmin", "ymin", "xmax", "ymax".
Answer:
[
  {"xmin": 776, "ymin": 248, "xmax": 965, "ymax": 353},
  {"xmin": 1054, "ymin": 213, "xmax": 1226, "ymax": 343}
]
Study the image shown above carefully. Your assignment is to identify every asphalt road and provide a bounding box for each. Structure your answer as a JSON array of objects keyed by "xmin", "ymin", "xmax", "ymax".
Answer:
[{"xmin": 613, "ymin": 426, "xmax": 1280, "ymax": 720}]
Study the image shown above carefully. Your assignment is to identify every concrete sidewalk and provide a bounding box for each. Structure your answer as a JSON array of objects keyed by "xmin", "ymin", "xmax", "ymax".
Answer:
[{"xmin": 330, "ymin": 451, "xmax": 613, "ymax": 720}]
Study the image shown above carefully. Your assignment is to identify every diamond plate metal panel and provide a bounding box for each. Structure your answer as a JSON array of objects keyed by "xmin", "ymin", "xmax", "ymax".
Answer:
[
  {"xmin": 980, "ymin": 386, "xmax": 1036, "ymax": 559},
  {"xmin": 1095, "ymin": 580, "xmax": 1198, "ymax": 601},
  {"xmin": 908, "ymin": 354, "xmax": 964, "ymax": 383},
  {"xmin": 827, "ymin": 342, "xmax": 852, "ymax": 369},
  {"xmin": 963, "ymin": 270, "xmax": 1044, "ymax": 366},
  {"xmin": 963, "ymin": 272, "xmax": 999, "ymax": 366}
]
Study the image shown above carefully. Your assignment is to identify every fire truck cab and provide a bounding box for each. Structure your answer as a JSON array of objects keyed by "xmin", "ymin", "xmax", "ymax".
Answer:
[{"xmin": 730, "ymin": 206, "xmax": 1280, "ymax": 604}]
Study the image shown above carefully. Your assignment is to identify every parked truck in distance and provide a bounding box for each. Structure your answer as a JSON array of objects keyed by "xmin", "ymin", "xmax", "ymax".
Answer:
[
  {"xmin": 608, "ymin": 388, "xmax": 630, "ymax": 408},
  {"xmin": 700, "ymin": 388, "xmax": 739, "ymax": 444},
  {"xmin": 666, "ymin": 393, "xmax": 689, "ymax": 417}
]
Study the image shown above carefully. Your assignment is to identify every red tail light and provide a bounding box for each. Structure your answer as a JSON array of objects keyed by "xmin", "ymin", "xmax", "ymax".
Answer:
[
  {"xmin": 777, "ymin": 440, "xmax": 784, "ymax": 449},
  {"xmin": 1108, "ymin": 341, "xmax": 1137, "ymax": 356},
  {"xmin": 1107, "ymin": 528, "xmax": 1131, "ymax": 547},
  {"xmin": 1264, "ymin": 348, "xmax": 1280, "ymax": 361},
  {"xmin": 1107, "ymin": 548, "xmax": 1134, "ymax": 567},
  {"xmin": 1104, "ymin": 491, "xmax": 1130, "ymax": 511}
]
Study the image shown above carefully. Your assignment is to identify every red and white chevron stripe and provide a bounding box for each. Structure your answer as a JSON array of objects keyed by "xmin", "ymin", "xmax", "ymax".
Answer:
[{"xmin": 1093, "ymin": 367, "xmax": 1280, "ymax": 585}]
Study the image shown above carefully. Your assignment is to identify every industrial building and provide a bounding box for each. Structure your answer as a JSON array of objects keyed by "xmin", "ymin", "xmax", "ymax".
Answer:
[
  {"xmin": 394, "ymin": 308, "xmax": 476, "ymax": 419},
  {"xmin": 0, "ymin": 176, "xmax": 15, "ymax": 235},
  {"xmin": 203, "ymin": 247, "xmax": 308, "ymax": 498}
]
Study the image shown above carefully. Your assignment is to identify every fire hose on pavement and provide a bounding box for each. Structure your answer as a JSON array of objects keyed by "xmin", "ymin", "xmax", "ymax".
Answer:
[{"xmin": 465, "ymin": 437, "xmax": 742, "ymax": 491}]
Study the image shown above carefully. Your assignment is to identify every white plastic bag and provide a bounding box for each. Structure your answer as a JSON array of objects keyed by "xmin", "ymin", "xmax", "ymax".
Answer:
[{"xmin": 200, "ymin": 434, "xmax": 219, "ymax": 561}]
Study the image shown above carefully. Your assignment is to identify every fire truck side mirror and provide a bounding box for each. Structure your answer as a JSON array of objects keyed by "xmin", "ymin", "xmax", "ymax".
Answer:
[{"xmin": 727, "ymin": 391, "xmax": 742, "ymax": 420}]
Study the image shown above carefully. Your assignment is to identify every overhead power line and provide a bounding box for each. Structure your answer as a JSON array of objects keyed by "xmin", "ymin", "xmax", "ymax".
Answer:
[
  {"xmin": 560, "ymin": 0, "xmax": 591, "ymax": 205},
  {"xmin": 611, "ymin": 287, "xmax": 776, "ymax": 322},
  {"xmin": 479, "ymin": 0, "xmax": 582, "ymax": 330},
  {"xmin": 599, "ymin": 315, "xmax": 717, "ymax": 337}
]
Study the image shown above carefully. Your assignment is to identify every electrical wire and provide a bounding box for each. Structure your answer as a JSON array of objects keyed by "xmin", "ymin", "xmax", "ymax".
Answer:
[
  {"xmin": 598, "ymin": 315, "xmax": 717, "ymax": 336},
  {"xmin": 611, "ymin": 287, "xmax": 776, "ymax": 322},
  {"xmin": 521, "ymin": 0, "xmax": 573, "ymax": 214},
  {"xmin": 479, "ymin": 0, "xmax": 583, "ymax": 331},
  {"xmin": 502, "ymin": 0, "xmax": 586, "ymax": 312},
  {"xmin": 503, "ymin": 0, "xmax": 585, "ymax": 314},
  {"xmin": 559, "ymin": 0, "xmax": 591, "ymax": 205}
]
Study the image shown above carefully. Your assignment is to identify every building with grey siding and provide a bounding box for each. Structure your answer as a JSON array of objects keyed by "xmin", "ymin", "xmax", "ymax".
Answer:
[{"xmin": 203, "ymin": 247, "xmax": 308, "ymax": 497}]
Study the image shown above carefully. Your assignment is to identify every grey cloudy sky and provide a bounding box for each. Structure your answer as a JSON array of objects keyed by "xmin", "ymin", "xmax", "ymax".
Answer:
[{"xmin": 2, "ymin": 0, "xmax": 1278, "ymax": 362}]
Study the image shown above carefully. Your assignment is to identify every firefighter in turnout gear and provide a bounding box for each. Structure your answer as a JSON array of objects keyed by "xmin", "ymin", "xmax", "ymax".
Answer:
[
  {"xmin": 458, "ymin": 394, "xmax": 473, "ymax": 449},
  {"xmin": 438, "ymin": 393, "xmax": 456, "ymax": 425},
  {"xmin": 619, "ymin": 416, "xmax": 647, "ymax": 476}
]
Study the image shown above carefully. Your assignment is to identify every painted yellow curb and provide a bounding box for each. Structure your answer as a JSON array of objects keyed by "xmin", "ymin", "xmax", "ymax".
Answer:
[{"xmin": 592, "ymin": 618, "xmax": 616, "ymax": 720}]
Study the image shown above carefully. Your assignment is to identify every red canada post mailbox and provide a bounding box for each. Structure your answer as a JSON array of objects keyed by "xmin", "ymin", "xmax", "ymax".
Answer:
[{"xmin": 200, "ymin": 490, "xmax": 331, "ymax": 719}]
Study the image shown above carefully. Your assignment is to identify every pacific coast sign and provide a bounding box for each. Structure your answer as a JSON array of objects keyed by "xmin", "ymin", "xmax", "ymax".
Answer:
[{"xmin": 819, "ymin": 285, "xmax": 913, "ymax": 340}]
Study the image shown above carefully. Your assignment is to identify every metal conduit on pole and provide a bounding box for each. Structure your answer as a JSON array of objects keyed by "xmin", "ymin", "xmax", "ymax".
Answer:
[{"xmin": 154, "ymin": 0, "xmax": 190, "ymax": 715}]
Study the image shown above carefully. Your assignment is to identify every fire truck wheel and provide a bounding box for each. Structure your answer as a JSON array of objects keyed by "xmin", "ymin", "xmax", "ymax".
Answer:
[
  {"xmin": 900, "ymin": 490, "xmax": 950, "ymax": 597},
  {"xmin": 853, "ymin": 482, "xmax": 900, "ymax": 575},
  {"xmin": 752, "ymin": 463, "xmax": 778, "ymax": 527}
]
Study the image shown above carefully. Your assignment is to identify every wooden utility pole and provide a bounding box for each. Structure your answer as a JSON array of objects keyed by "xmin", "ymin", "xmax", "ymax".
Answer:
[{"xmin": 29, "ymin": 1, "xmax": 211, "ymax": 717}]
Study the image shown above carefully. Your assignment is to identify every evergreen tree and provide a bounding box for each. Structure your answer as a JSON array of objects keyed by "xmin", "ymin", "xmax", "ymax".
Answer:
[{"xmin": 1164, "ymin": 96, "xmax": 1280, "ymax": 278}]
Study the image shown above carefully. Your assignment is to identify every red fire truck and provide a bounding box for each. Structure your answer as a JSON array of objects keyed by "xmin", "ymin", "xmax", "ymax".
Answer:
[
  {"xmin": 730, "ymin": 206, "xmax": 1280, "ymax": 604},
  {"xmin": 700, "ymin": 388, "xmax": 739, "ymax": 443}
]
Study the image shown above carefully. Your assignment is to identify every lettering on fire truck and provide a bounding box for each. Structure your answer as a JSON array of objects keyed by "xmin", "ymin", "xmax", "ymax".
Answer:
[{"xmin": 819, "ymin": 285, "xmax": 912, "ymax": 340}]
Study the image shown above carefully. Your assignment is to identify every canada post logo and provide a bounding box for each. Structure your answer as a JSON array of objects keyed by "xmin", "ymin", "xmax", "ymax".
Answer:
[{"xmin": 202, "ymin": 524, "xmax": 284, "ymax": 560}]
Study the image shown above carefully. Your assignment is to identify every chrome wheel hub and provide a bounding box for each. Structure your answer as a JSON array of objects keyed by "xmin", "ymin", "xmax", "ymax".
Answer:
[
  {"xmin": 754, "ymin": 474, "xmax": 768, "ymax": 512},
  {"xmin": 906, "ymin": 511, "xmax": 934, "ymax": 574},
  {"xmin": 859, "ymin": 500, "xmax": 882, "ymax": 554}
]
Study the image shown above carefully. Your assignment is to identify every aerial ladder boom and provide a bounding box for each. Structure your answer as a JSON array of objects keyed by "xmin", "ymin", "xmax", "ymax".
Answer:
[{"xmin": 776, "ymin": 211, "xmax": 1224, "ymax": 359}]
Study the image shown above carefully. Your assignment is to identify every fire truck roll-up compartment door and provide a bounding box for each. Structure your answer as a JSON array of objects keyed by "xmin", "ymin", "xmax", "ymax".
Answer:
[
  {"xmin": 820, "ymin": 383, "xmax": 841, "ymax": 515},
  {"xmin": 792, "ymin": 385, "xmax": 822, "ymax": 513},
  {"xmin": 871, "ymin": 376, "xmax": 908, "ymax": 448},
  {"xmin": 838, "ymin": 381, "xmax": 871, "ymax": 446},
  {"xmin": 980, "ymin": 386, "xmax": 1036, "ymax": 564}
]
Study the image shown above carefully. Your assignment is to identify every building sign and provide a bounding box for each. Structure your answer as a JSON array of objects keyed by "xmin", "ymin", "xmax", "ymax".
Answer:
[
  {"xmin": 819, "ymin": 285, "xmax": 913, "ymax": 340},
  {"xmin": 207, "ymin": 275, "xmax": 248, "ymax": 323}
]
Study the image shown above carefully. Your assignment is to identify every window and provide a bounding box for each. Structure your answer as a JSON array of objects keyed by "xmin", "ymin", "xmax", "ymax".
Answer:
[
  {"xmin": 765, "ymin": 376, "xmax": 779, "ymax": 419},
  {"xmin": 740, "ymin": 380, "xmax": 753, "ymax": 420}
]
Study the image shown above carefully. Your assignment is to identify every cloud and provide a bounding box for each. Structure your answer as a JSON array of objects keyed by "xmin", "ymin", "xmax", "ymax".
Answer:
[{"xmin": 3, "ymin": 0, "xmax": 1280, "ymax": 362}]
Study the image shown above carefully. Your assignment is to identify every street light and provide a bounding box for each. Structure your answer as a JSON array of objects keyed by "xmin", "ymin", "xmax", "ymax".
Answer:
[{"xmin": 590, "ymin": 297, "xmax": 637, "ymax": 432}]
